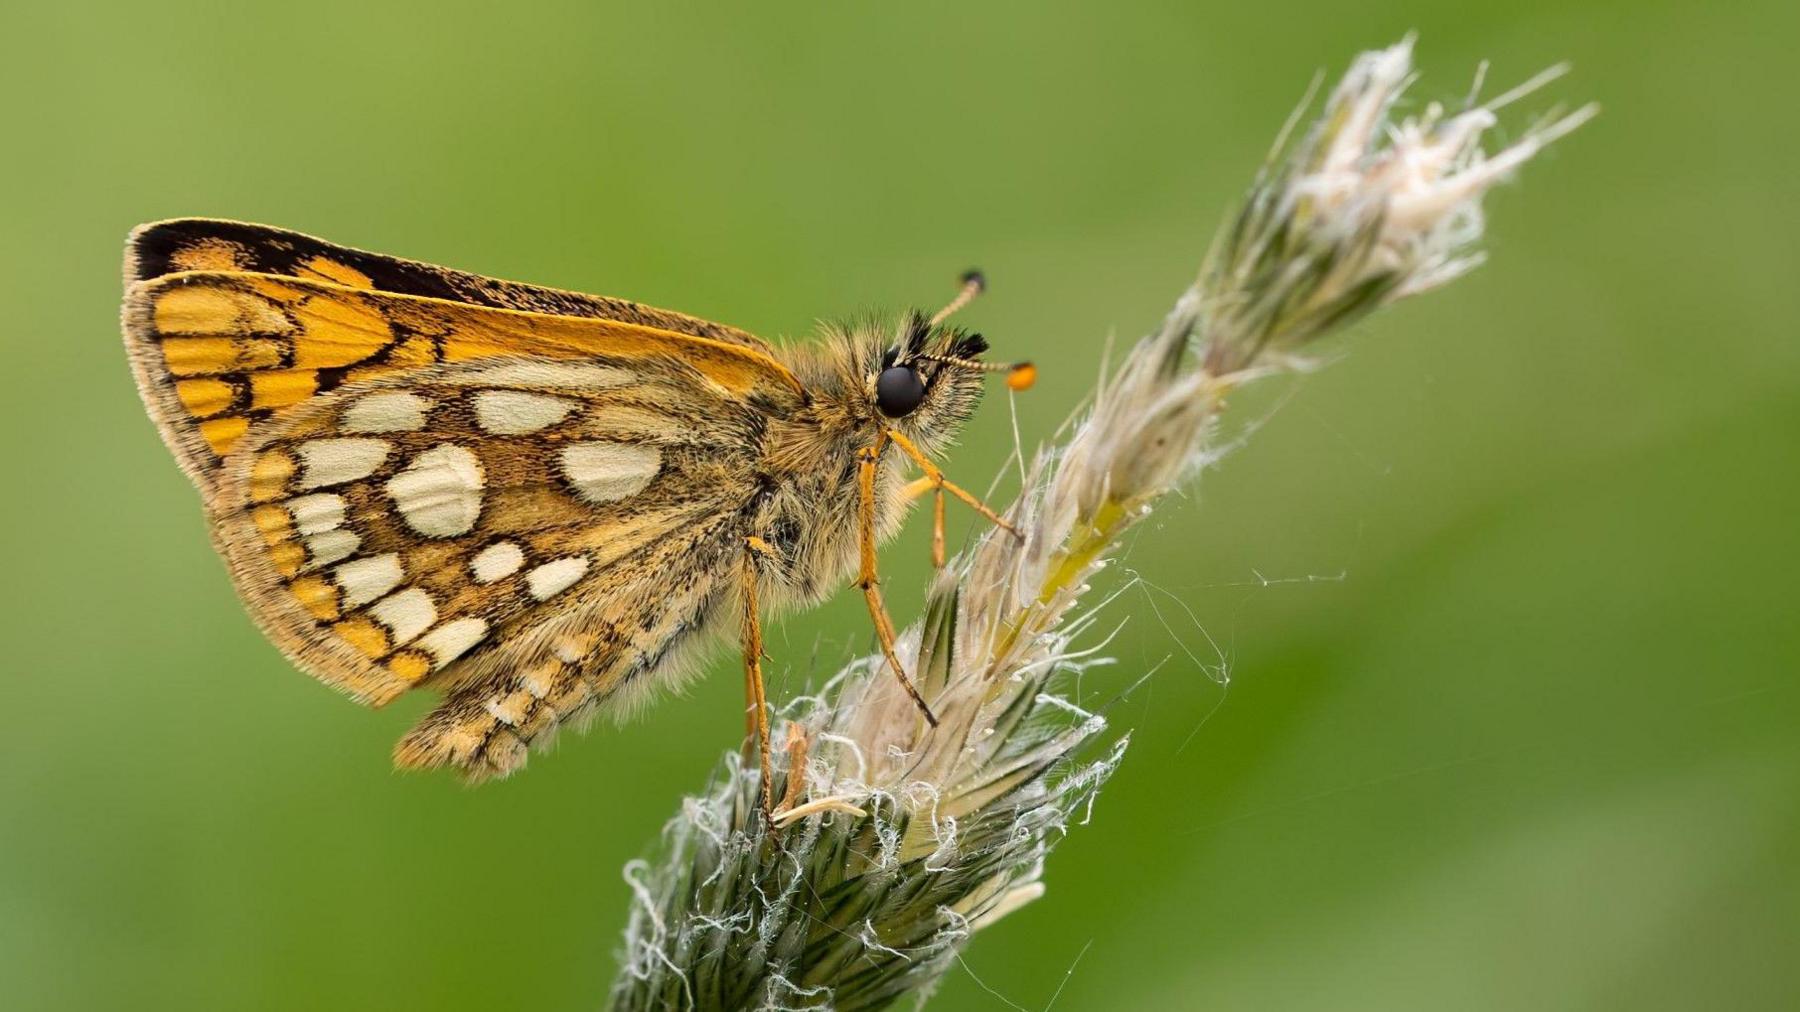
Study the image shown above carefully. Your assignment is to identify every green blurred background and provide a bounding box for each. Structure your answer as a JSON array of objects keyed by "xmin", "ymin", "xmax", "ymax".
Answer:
[{"xmin": 3, "ymin": 1, "xmax": 1795, "ymax": 1008}]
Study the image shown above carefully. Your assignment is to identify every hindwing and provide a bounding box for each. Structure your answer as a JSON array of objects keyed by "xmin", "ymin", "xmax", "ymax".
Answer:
[{"xmin": 209, "ymin": 355, "xmax": 765, "ymax": 716}]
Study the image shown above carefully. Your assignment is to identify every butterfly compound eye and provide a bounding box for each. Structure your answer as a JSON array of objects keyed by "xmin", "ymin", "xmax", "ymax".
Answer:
[{"xmin": 875, "ymin": 365, "xmax": 927, "ymax": 418}]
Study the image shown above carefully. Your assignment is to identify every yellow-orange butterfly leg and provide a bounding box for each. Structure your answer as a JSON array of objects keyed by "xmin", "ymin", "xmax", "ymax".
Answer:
[
  {"xmin": 855, "ymin": 434, "xmax": 939, "ymax": 728},
  {"xmin": 898, "ymin": 475, "xmax": 949, "ymax": 569},
  {"xmin": 884, "ymin": 427, "xmax": 1020, "ymax": 541},
  {"xmin": 742, "ymin": 536, "xmax": 778, "ymax": 818}
]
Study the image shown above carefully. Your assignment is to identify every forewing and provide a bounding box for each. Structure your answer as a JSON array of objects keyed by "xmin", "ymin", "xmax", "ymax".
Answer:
[
  {"xmin": 128, "ymin": 219, "xmax": 768, "ymax": 346},
  {"xmin": 207, "ymin": 355, "xmax": 763, "ymax": 710},
  {"xmin": 123, "ymin": 263, "xmax": 802, "ymax": 497}
]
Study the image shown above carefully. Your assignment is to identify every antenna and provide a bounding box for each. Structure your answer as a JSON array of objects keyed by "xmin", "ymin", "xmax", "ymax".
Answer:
[
  {"xmin": 929, "ymin": 269, "xmax": 987, "ymax": 326},
  {"xmin": 922, "ymin": 269, "xmax": 1035, "ymax": 390}
]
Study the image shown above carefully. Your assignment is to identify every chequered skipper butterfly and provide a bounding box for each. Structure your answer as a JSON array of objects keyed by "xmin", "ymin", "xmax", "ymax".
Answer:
[{"xmin": 122, "ymin": 219, "xmax": 1029, "ymax": 810}]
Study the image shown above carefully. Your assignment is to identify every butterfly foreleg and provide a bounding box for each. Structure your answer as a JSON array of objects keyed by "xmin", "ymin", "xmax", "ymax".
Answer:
[
  {"xmin": 900, "ymin": 475, "xmax": 936, "ymax": 501},
  {"xmin": 856, "ymin": 434, "xmax": 940, "ymax": 728},
  {"xmin": 900, "ymin": 475, "xmax": 951, "ymax": 568},
  {"xmin": 883, "ymin": 427, "xmax": 1020, "ymax": 570}
]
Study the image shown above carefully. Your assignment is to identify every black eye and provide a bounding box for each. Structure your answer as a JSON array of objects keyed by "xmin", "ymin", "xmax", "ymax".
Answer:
[{"xmin": 875, "ymin": 365, "xmax": 927, "ymax": 418}]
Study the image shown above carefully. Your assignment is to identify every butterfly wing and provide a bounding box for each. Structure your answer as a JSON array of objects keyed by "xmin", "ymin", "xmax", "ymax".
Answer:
[
  {"xmin": 122, "ymin": 223, "xmax": 813, "ymax": 780},
  {"xmin": 128, "ymin": 218, "xmax": 767, "ymax": 346},
  {"xmin": 210, "ymin": 354, "xmax": 768, "ymax": 779},
  {"xmin": 123, "ymin": 265, "xmax": 802, "ymax": 497}
]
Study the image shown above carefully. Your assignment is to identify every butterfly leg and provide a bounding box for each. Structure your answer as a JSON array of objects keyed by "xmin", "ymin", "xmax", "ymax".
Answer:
[
  {"xmin": 884, "ymin": 428, "xmax": 1021, "ymax": 569},
  {"xmin": 901, "ymin": 476, "xmax": 952, "ymax": 569},
  {"xmin": 856, "ymin": 434, "xmax": 940, "ymax": 727},
  {"xmin": 742, "ymin": 536, "xmax": 777, "ymax": 818}
]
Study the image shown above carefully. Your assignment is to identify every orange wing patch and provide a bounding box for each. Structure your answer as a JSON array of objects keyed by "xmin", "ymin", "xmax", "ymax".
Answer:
[
  {"xmin": 124, "ymin": 271, "xmax": 804, "ymax": 497},
  {"xmin": 294, "ymin": 255, "xmax": 375, "ymax": 289},
  {"xmin": 165, "ymin": 236, "xmax": 253, "ymax": 273}
]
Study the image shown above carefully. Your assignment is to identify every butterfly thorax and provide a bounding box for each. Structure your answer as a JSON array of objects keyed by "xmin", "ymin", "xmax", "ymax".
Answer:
[{"xmin": 754, "ymin": 319, "xmax": 987, "ymax": 610}]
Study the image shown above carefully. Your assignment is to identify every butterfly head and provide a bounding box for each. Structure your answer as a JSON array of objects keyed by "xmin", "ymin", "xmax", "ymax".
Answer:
[{"xmin": 856, "ymin": 271, "xmax": 1032, "ymax": 447}]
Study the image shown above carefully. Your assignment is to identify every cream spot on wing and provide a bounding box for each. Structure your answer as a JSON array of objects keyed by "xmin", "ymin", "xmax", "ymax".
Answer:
[
  {"xmin": 453, "ymin": 361, "xmax": 636, "ymax": 389},
  {"xmin": 551, "ymin": 637, "xmax": 587, "ymax": 665},
  {"xmin": 482, "ymin": 693, "xmax": 530, "ymax": 726},
  {"xmin": 369, "ymin": 587, "xmax": 436, "ymax": 646},
  {"xmin": 560, "ymin": 442, "xmax": 660, "ymax": 505},
  {"xmin": 287, "ymin": 493, "xmax": 347, "ymax": 536},
  {"xmin": 334, "ymin": 553, "xmax": 403, "ymax": 608},
  {"xmin": 473, "ymin": 389, "xmax": 578, "ymax": 435},
  {"xmin": 526, "ymin": 556, "xmax": 590, "ymax": 601},
  {"xmin": 385, "ymin": 444, "xmax": 484, "ymax": 538},
  {"xmin": 304, "ymin": 529, "xmax": 360, "ymax": 569},
  {"xmin": 470, "ymin": 541, "xmax": 525, "ymax": 584},
  {"xmin": 416, "ymin": 617, "xmax": 487, "ymax": 668},
  {"xmin": 296, "ymin": 439, "xmax": 390, "ymax": 489},
  {"xmin": 341, "ymin": 390, "xmax": 431, "ymax": 433}
]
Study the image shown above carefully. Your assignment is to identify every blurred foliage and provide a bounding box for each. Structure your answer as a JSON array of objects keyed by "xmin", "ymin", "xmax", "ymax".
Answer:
[{"xmin": 1, "ymin": 1, "xmax": 1794, "ymax": 1009}]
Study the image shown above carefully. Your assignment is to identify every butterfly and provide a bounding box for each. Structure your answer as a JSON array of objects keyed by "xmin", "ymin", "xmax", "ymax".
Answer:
[{"xmin": 121, "ymin": 218, "xmax": 1031, "ymax": 808}]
